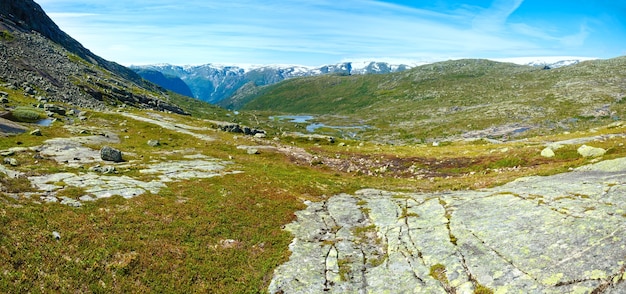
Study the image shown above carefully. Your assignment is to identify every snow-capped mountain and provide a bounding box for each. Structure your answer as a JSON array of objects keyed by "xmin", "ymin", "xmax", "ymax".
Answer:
[
  {"xmin": 131, "ymin": 57, "xmax": 596, "ymax": 104},
  {"xmin": 492, "ymin": 56, "xmax": 598, "ymax": 69},
  {"xmin": 130, "ymin": 61, "xmax": 414, "ymax": 104}
]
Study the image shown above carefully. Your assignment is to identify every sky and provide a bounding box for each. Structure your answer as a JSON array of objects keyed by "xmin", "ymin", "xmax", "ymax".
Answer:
[{"xmin": 37, "ymin": 0, "xmax": 626, "ymax": 67}]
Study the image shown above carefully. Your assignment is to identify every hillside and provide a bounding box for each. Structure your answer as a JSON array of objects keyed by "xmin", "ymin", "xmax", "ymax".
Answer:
[
  {"xmin": 234, "ymin": 58, "xmax": 626, "ymax": 143},
  {"xmin": 0, "ymin": 0, "xmax": 214, "ymax": 115}
]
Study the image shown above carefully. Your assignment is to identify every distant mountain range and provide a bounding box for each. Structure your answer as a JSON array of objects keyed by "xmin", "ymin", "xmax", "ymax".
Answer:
[
  {"xmin": 131, "ymin": 58, "xmax": 593, "ymax": 106},
  {"xmin": 130, "ymin": 62, "xmax": 414, "ymax": 104}
]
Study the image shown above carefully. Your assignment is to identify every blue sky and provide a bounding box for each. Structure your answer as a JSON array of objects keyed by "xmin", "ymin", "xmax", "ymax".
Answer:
[{"xmin": 38, "ymin": 0, "xmax": 625, "ymax": 66}]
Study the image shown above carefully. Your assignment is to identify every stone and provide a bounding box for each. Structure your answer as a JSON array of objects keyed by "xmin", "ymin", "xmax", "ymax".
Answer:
[
  {"xmin": 60, "ymin": 197, "xmax": 82, "ymax": 207},
  {"xmin": 0, "ymin": 97, "xmax": 8, "ymax": 104},
  {"xmin": 541, "ymin": 147, "xmax": 555, "ymax": 158},
  {"xmin": 247, "ymin": 148, "xmax": 259, "ymax": 155},
  {"xmin": 52, "ymin": 231, "xmax": 61, "ymax": 240},
  {"xmin": 254, "ymin": 132, "xmax": 267, "ymax": 139},
  {"xmin": 100, "ymin": 146, "xmax": 123, "ymax": 162},
  {"xmin": 1, "ymin": 150, "xmax": 15, "ymax": 156},
  {"xmin": 79, "ymin": 195, "xmax": 95, "ymax": 202},
  {"xmin": 0, "ymin": 91, "xmax": 8, "ymax": 98},
  {"xmin": 577, "ymin": 145, "xmax": 606, "ymax": 157},
  {"xmin": 43, "ymin": 104, "xmax": 66, "ymax": 115},
  {"xmin": 147, "ymin": 139, "xmax": 160, "ymax": 147},
  {"xmin": 24, "ymin": 87, "xmax": 36, "ymax": 95},
  {"xmin": 89, "ymin": 165, "xmax": 116, "ymax": 174},
  {"xmin": 3, "ymin": 157, "xmax": 18, "ymax": 166},
  {"xmin": 30, "ymin": 129, "xmax": 42, "ymax": 136}
]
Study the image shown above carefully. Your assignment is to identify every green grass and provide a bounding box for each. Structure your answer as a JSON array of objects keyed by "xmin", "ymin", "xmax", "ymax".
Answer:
[
  {"xmin": 9, "ymin": 106, "xmax": 46, "ymax": 122},
  {"xmin": 3, "ymin": 55, "xmax": 626, "ymax": 293},
  {"xmin": 0, "ymin": 30, "xmax": 14, "ymax": 41},
  {"xmin": 3, "ymin": 107, "xmax": 626, "ymax": 292}
]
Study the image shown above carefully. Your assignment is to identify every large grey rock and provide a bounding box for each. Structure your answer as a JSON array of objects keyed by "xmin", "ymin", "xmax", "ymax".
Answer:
[
  {"xmin": 43, "ymin": 104, "xmax": 66, "ymax": 115},
  {"xmin": 270, "ymin": 157, "xmax": 626, "ymax": 293},
  {"xmin": 541, "ymin": 147, "xmax": 555, "ymax": 158},
  {"xmin": 100, "ymin": 146, "xmax": 123, "ymax": 162},
  {"xmin": 577, "ymin": 144, "xmax": 606, "ymax": 157}
]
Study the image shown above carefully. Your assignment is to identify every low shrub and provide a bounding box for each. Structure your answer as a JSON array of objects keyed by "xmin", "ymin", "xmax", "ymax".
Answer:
[{"xmin": 10, "ymin": 106, "xmax": 45, "ymax": 122}]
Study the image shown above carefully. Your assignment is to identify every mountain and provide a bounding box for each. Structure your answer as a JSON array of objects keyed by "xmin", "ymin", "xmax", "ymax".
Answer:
[
  {"xmin": 130, "ymin": 61, "xmax": 414, "ymax": 105},
  {"xmin": 0, "ymin": 0, "xmax": 191, "ymax": 114},
  {"xmin": 131, "ymin": 68, "xmax": 194, "ymax": 98},
  {"xmin": 496, "ymin": 56, "xmax": 598, "ymax": 69},
  {"xmin": 233, "ymin": 57, "xmax": 626, "ymax": 143},
  {"xmin": 132, "ymin": 57, "xmax": 590, "ymax": 107}
]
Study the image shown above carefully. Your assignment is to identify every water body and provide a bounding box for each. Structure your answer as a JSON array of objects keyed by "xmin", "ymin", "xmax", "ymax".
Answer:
[
  {"xmin": 271, "ymin": 115, "xmax": 314, "ymax": 124},
  {"xmin": 35, "ymin": 118, "xmax": 54, "ymax": 126},
  {"xmin": 271, "ymin": 115, "xmax": 370, "ymax": 138}
]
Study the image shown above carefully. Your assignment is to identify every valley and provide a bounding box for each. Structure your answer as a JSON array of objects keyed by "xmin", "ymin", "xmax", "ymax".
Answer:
[{"xmin": 1, "ymin": 1, "xmax": 625, "ymax": 293}]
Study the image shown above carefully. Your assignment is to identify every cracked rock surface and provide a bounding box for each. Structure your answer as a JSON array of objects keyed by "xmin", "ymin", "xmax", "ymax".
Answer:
[{"xmin": 269, "ymin": 157, "xmax": 626, "ymax": 293}]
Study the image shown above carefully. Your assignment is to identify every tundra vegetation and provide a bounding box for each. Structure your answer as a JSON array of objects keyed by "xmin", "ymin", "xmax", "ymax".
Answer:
[{"xmin": 2, "ymin": 43, "xmax": 626, "ymax": 292}]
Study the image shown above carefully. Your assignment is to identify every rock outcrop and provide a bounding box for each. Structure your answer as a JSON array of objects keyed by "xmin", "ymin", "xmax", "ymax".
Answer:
[{"xmin": 270, "ymin": 158, "xmax": 626, "ymax": 293}]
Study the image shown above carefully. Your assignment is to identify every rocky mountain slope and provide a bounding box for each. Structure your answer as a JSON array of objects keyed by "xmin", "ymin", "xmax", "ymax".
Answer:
[
  {"xmin": 0, "ymin": 0, "xmax": 189, "ymax": 114},
  {"xmin": 130, "ymin": 61, "xmax": 413, "ymax": 104}
]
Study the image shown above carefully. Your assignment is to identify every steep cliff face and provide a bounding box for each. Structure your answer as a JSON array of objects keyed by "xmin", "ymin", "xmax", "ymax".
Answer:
[
  {"xmin": 0, "ymin": 0, "xmax": 188, "ymax": 114},
  {"xmin": 0, "ymin": 0, "xmax": 141, "ymax": 84}
]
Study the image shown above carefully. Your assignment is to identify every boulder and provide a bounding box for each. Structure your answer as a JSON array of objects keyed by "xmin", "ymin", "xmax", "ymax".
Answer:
[
  {"xmin": 3, "ymin": 157, "xmax": 18, "ymax": 166},
  {"xmin": 577, "ymin": 145, "xmax": 606, "ymax": 158},
  {"xmin": 89, "ymin": 165, "xmax": 116, "ymax": 174},
  {"xmin": 24, "ymin": 87, "xmax": 36, "ymax": 96},
  {"xmin": 43, "ymin": 104, "xmax": 66, "ymax": 115},
  {"xmin": 540, "ymin": 147, "xmax": 555, "ymax": 158},
  {"xmin": 147, "ymin": 139, "xmax": 160, "ymax": 147},
  {"xmin": 100, "ymin": 146, "xmax": 123, "ymax": 162},
  {"xmin": 30, "ymin": 129, "xmax": 42, "ymax": 136}
]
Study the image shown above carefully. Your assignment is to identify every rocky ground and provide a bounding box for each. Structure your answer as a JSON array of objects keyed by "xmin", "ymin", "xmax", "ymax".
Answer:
[
  {"xmin": 0, "ymin": 112, "xmax": 240, "ymax": 206},
  {"xmin": 1, "ymin": 108, "xmax": 625, "ymax": 293},
  {"xmin": 269, "ymin": 158, "xmax": 626, "ymax": 293}
]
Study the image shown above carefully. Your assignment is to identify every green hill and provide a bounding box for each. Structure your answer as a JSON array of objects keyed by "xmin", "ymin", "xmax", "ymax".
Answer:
[{"xmin": 232, "ymin": 58, "xmax": 626, "ymax": 143}]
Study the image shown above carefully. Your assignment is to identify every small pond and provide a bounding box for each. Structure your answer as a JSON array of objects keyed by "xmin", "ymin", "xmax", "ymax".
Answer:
[
  {"xmin": 271, "ymin": 115, "xmax": 370, "ymax": 138},
  {"xmin": 35, "ymin": 118, "xmax": 54, "ymax": 126}
]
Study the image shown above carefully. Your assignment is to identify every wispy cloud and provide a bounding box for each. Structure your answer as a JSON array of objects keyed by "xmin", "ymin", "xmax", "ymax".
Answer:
[
  {"xmin": 39, "ymin": 0, "xmax": 619, "ymax": 65},
  {"xmin": 472, "ymin": 0, "xmax": 524, "ymax": 31}
]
